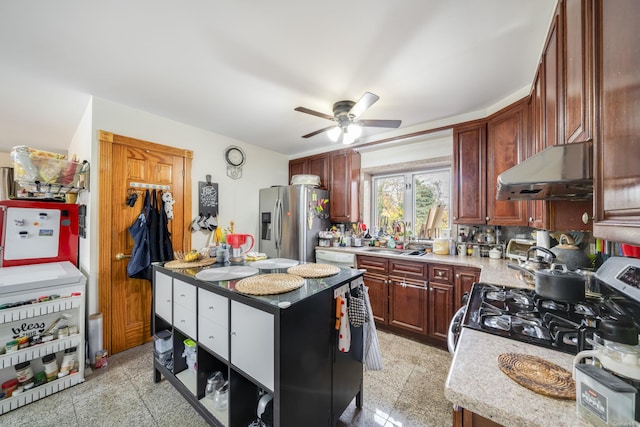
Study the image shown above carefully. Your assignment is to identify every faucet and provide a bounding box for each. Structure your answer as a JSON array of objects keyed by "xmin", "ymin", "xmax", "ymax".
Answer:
[{"xmin": 392, "ymin": 220, "xmax": 409, "ymax": 245}]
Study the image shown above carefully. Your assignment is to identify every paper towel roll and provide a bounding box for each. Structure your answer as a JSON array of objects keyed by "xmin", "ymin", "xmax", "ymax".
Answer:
[
  {"xmin": 536, "ymin": 230, "xmax": 550, "ymax": 258},
  {"xmin": 88, "ymin": 313, "xmax": 103, "ymax": 365}
]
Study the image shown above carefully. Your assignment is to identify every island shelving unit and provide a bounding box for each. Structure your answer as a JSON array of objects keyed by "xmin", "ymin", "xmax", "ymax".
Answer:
[{"xmin": 152, "ymin": 263, "xmax": 365, "ymax": 427}]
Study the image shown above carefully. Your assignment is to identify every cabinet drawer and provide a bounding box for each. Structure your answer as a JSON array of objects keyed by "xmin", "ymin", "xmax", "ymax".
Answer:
[
  {"xmin": 198, "ymin": 316, "xmax": 228, "ymax": 361},
  {"xmin": 429, "ymin": 264, "xmax": 453, "ymax": 284},
  {"xmin": 389, "ymin": 260, "xmax": 426, "ymax": 280},
  {"xmin": 357, "ymin": 255, "xmax": 388, "ymax": 273},
  {"xmin": 154, "ymin": 271, "xmax": 173, "ymax": 322},
  {"xmin": 198, "ymin": 289, "xmax": 228, "ymax": 326},
  {"xmin": 173, "ymin": 279, "xmax": 196, "ymax": 309},
  {"xmin": 174, "ymin": 303, "xmax": 197, "ymax": 338}
]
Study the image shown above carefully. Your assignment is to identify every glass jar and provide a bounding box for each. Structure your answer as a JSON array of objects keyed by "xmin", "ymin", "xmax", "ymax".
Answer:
[
  {"xmin": 60, "ymin": 347, "xmax": 77, "ymax": 375},
  {"xmin": 2, "ymin": 378, "xmax": 18, "ymax": 398},
  {"xmin": 42, "ymin": 353, "xmax": 59, "ymax": 382},
  {"xmin": 205, "ymin": 371, "xmax": 224, "ymax": 400},
  {"xmin": 15, "ymin": 361, "xmax": 34, "ymax": 387}
]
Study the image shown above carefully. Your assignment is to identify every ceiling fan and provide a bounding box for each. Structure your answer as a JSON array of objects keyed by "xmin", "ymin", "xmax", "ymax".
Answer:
[{"xmin": 295, "ymin": 92, "xmax": 401, "ymax": 144}]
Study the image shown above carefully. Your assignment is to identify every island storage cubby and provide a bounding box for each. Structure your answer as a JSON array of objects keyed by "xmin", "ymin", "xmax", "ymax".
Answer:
[{"xmin": 152, "ymin": 265, "xmax": 365, "ymax": 427}]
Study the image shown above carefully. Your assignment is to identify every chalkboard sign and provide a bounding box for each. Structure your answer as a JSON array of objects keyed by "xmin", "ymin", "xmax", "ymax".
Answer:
[{"xmin": 198, "ymin": 181, "xmax": 218, "ymax": 217}]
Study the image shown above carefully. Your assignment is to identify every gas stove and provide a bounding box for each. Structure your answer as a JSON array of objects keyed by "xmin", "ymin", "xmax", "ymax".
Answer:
[{"xmin": 462, "ymin": 257, "xmax": 640, "ymax": 355}]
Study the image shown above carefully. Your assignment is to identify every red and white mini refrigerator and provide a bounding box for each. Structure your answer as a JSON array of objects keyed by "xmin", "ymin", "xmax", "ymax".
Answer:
[{"xmin": 0, "ymin": 200, "xmax": 79, "ymax": 268}]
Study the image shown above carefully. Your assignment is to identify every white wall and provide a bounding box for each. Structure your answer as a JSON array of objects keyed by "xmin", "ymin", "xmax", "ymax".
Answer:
[
  {"xmin": 360, "ymin": 132, "xmax": 453, "ymax": 169},
  {"xmin": 82, "ymin": 97, "xmax": 288, "ymax": 313}
]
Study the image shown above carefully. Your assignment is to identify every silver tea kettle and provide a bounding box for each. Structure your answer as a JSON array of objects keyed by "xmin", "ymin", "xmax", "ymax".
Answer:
[{"xmin": 507, "ymin": 246, "xmax": 556, "ymax": 286}]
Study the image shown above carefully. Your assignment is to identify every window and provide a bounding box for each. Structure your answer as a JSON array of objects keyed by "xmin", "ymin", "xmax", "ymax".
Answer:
[{"xmin": 373, "ymin": 168, "xmax": 450, "ymax": 238}]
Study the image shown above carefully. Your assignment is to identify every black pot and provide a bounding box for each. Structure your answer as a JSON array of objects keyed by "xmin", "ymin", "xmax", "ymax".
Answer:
[{"xmin": 534, "ymin": 263, "xmax": 585, "ymax": 302}]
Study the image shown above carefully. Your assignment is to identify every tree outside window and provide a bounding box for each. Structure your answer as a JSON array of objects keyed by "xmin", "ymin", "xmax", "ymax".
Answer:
[{"xmin": 373, "ymin": 168, "xmax": 450, "ymax": 238}]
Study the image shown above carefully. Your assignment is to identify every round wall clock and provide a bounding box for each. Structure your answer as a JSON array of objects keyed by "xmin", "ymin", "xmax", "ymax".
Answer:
[{"xmin": 224, "ymin": 146, "xmax": 246, "ymax": 179}]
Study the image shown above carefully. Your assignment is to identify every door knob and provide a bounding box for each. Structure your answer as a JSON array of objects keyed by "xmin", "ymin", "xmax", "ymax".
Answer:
[{"xmin": 115, "ymin": 253, "xmax": 131, "ymax": 261}]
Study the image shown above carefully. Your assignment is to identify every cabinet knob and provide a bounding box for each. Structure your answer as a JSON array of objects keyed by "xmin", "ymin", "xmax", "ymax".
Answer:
[
  {"xmin": 180, "ymin": 294, "xmax": 186, "ymax": 297},
  {"xmin": 456, "ymin": 274, "xmax": 460, "ymax": 278},
  {"xmin": 582, "ymin": 212, "xmax": 590, "ymax": 224},
  {"xmin": 485, "ymin": 216, "xmax": 490, "ymax": 221},
  {"xmin": 208, "ymin": 306, "xmax": 214, "ymax": 310},
  {"xmin": 452, "ymin": 216, "xmax": 457, "ymax": 220},
  {"xmin": 209, "ymin": 336, "xmax": 214, "ymax": 340},
  {"xmin": 529, "ymin": 217, "xmax": 533, "ymax": 222}
]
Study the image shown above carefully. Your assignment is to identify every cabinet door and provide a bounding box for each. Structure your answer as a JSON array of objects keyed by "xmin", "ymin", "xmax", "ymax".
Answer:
[
  {"xmin": 428, "ymin": 281, "xmax": 454, "ymax": 345},
  {"xmin": 154, "ymin": 271, "xmax": 172, "ymax": 322},
  {"xmin": 329, "ymin": 150, "xmax": 360, "ymax": 223},
  {"xmin": 288, "ymin": 158, "xmax": 307, "ymax": 182},
  {"xmin": 389, "ymin": 259, "xmax": 426, "ymax": 281},
  {"xmin": 174, "ymin": 304, "xmax": 197, "ymax": 338},
  {"xmin": 230, "ymin": 301, "xmax": 274, "ymax": 391},
  {"xmin": 173, "ymin": 279, "xmax": 197, "ymax": 309},
  {"xmin": 308, "ymin": 154, "xmax": 329, "ymax": 189},
  {"xmin": 454, "ymin": 267, "xmax": 480, "ymax": 309},
  {"xmin": 173, "ymin": 280, "xmax": 197, "ymax": 338},
  {"xmin": 452, "ymin": 122, "xmax": 487, "ymax": 225},
  {"xmin": 198, "ymin": 289, "xmax": 229, "ymax": 360},
  {"xmin": 486, "ymin": 101, "xmax": 527, "ymax": 226},
  {"xmin": 564, "ymin": 0, "xmax": 593, "ymax": 144},
  {"xmin": 388, "ymin": 277, "xmax": 428, "ymax": 335},
  {"xmin": 363, "ymin": 273, "xmax": 388, "ymax": 324},
  {"xmin": 527, "ymin": 68, "xmax": 548, "ymax": 229},
  {"xmin": 593, "ymin": 0, "xmax": 640, "ymax": 244},
  {"xmin": 543, "ymin": 8, "xmax": 563, "ymax": 147}
]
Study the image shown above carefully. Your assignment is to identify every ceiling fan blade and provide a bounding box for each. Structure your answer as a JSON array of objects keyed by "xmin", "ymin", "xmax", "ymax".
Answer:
[
  {"xmin": 359, "ymin": 119, "xmax": 402, "ymax": 128},
  {"xmin": 349, "ymin": 92, "xmax": 380, "ymax": 119},
  {"xmin": 294, "ymin": 106, "xmax": 335, "ymax": 121},
  {"xmin": 301, "ymin": 126, "xmax": 338, "ymax": 138}
]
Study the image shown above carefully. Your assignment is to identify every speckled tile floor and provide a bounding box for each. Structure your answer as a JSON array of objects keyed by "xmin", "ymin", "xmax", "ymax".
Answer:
[{"xmin": 0, "ymin": 330, "xmax": 453, "ymax": 427}]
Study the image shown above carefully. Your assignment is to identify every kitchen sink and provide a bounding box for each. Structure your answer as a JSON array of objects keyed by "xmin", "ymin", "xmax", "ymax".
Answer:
[{"xmin": 359, "ymin": 247, "xmax": 426, "ymax": 256}]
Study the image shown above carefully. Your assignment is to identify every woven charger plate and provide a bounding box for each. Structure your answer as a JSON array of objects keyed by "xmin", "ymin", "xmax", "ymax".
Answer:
[
  {"xmin": 164, "ymin": 257, "xmax": 217, "ymax": 269},
  {"xmin": 235, "ymin": 273, "xmax": 305, "ymax": 296},
  {"xmin": 497, "ymin": 353, "xmax": 576, "ymax": 400},
  {"xmin": 286, "ymin": 263, "xmax": 340, "ymax": 278}
]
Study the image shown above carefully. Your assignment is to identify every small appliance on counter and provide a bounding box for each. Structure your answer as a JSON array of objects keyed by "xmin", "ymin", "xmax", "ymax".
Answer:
[
  {"xmin": 505, "ymin": 238, "xmax": 536, "ymax": 261},
  {"xmin": 575, "ymin": 364, "xmax": 636, "ymax": 427}
]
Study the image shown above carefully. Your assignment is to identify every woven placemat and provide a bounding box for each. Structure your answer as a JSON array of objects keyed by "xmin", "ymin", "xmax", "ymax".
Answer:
[
  {"xmin": 235, "ymin": 273, "xmax": 305, "ymax": 295},
  {"xmin": 497, "ymin": 353, "xmax": 575, "ymax": 400},
  {"xmin": 286, "ymin": 263, "xmax": 340, "ymax": 278},
  {"xmin": 164, "ymin": 257, "xmax": 217, "ymax": 269}
]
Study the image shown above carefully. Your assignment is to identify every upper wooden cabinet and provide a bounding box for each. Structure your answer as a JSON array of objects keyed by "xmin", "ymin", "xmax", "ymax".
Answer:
[
  {"xmin": 329, "ymin": 149, "xmax": 361, "ymax": 223},
  {"xmin": 563, "ymin": 0, "xmax": 593, "ymax": 144},
  {"xmin": 452, "ymin": 121, "xmax": 487, "ymax": 225},
  {"xmin": 486, "ymin": 100, "xmax": 528, "ymax": 226},
  {"xmin": 288, "ymin": 153, "xmax": 329, "ymax": 189},
  {"xmin": 593, "ymin": 0, "xmax": 640, "ymax": 244},
  {"xmin": 289, "ymin": 149, "xmax": 361, "ymax": 223},
  {"xmin": 452, "ymin": 99, "xmax": 528, "ymax": 227}
]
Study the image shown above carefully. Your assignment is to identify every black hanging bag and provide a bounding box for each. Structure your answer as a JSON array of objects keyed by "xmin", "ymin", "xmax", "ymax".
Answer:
[{"xmin": 127, "ymin": 190, "xmax": 152, "ymax": 280}]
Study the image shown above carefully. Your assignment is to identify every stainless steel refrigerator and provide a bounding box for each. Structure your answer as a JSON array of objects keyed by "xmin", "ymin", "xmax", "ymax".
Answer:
[{"xmin": 259, "ymin": 185, "xmax": 330, "ymax": 262}]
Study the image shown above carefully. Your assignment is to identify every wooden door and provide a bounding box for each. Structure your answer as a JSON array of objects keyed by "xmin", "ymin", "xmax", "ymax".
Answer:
[
  {"xmin": 362, "ymin": 273, "xmax": 388, "ymax": 325},
  {"xmin": 452, "ymin": 121, "xmax": 487, "ymax": 225},
  {"xmin": 329, "ymin": 149, "xmax": 360, "ymax": 223},
  {"xmin": 454, "ymin": 267, "xmax": 480, "ymax": 309},
  {"xmin": 98, "ymin": 131, "xmax": 192, "ymax": 355}
]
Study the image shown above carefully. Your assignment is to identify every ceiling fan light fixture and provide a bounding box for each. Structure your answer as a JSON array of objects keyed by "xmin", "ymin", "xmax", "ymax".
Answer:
[
  {"xmin": 342, "ymin": 131, "xmax": 356, "ymax": 145},
  {"xmin": 327, "ymin": 126, "xmax": 341, "ymax": 142},
  {"xmin": 347, "ymin": 123, "xmax": 362, "ymax": 139}
]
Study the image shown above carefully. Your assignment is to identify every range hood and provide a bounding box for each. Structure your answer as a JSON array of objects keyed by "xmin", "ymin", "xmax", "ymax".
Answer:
[{"xmin": 496, "ymin": 141, "xmax": 592, "ymax": 201}]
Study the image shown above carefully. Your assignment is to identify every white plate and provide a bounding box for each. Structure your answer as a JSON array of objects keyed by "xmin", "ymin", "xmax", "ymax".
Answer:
[
  {"xmin": 248, "ymin": 258, "xmax": 299, "ymax": 270},
  {"xmin": 195, "ymin": 266, "xmax": 259, "ymax": 281}
]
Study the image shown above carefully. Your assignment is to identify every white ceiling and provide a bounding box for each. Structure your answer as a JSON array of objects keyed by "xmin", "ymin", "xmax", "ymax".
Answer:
[{"xmin": 0, "ymin": 1, "xmax": 556, "ymax": 158}]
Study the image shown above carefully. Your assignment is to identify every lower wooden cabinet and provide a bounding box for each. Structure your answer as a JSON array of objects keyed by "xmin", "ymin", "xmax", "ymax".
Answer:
[
  {"xmin": 454, "ymin": 266, "xmax": 481, "ymax": 309},
  {"xmin": 357, "ymin": 255, "xmax": 460, "ymax": 349},
  {"xmin": 453, "ymin": 406, "xmax": 503, "ymax": 427},
  {"xmin": 389, "ymin": 276, "xmax": 428, "ymax": 335}
]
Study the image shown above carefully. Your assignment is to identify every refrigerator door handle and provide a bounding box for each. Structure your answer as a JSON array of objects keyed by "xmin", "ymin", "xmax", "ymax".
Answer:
[{"xmin": 274, "ymin": 198, "xmax": 282, "ymax": 251}]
